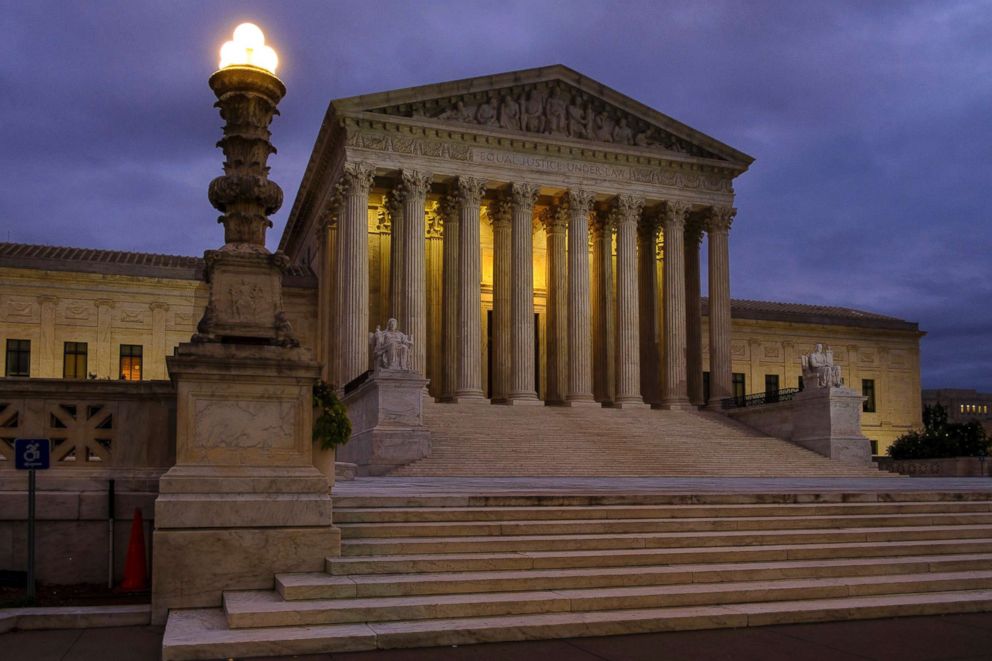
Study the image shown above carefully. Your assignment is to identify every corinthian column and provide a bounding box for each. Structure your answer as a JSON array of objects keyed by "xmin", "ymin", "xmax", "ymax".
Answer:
[
  {"xmin": 614, "ymin": 194, "xmax": 646, "ymax": 408},
  {"xmin": 566, "ymin": 189, "xmax": 597, "ymax": 405},
  {"xmin": 399, "ymin": 170, "xmax": 432, "ymax": 374},
  {"xmin": 509, "ymin": 182, "xmax": 541, "ymax": 404},
  {"xmin": 590, "ymin": 213, "xmax": 614, "ymax": 404},
  {"xmin": 543, "ymin": 204, "xmax": 568, "ymax": 404},
  {"xmin": 637, "ymin": 213, "xmax": 661, "ymax": 406},
  {"xmin": 385, "ymin": 188, "xmax": 404, "ymax": 323},
  {"xmin": 488, "ymin": 196, "xmax": 512, "ymax": 402},
  {"xmin": 440, "ymin": 193, "xmax": 459, "ymax": 400},
  {"xmin": 706, "ymin": 206, "xmax": 735, "ymax": 409},
  {"xmin": 661, "ymin": 200, "xmax": 692, "ymax": 409},
  {"xmin": 337, "ymin": 161, "xmax": 374, "ymax": 385},
  {"xmin": 455, "ymin": 177, "xmax": 487, "ymax": 401},
  {"xmin": 684, "ymin": 219, "xmax": 704, "ymax": 406}
]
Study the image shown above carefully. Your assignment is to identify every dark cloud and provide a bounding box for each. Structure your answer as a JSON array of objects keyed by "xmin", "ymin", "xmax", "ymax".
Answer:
[{"xmin": 1, "ymin": 0, "xmax": 990, "ymax": 390}]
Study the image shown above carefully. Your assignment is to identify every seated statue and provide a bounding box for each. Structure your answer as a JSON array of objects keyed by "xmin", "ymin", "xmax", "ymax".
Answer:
[
  {"xmin": 801, "ymin": 343, "xmax": 843, "ymax": 388},
  {"xmin": 369, "ymin": 318, "xmax": 414, "ymax": 371}
]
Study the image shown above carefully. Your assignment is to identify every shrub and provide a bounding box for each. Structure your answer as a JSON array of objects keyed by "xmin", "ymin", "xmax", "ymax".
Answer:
[
  {"xmin": 887, "ymin": 403, "xmax": 990, "ymax": 460},
  {"xmin": 312, "ymin": 381, "xmax": 351, "ymax": 450}
]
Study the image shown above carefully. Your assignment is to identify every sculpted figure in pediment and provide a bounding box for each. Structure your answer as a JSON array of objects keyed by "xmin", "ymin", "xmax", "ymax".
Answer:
[
  {"xmin": 545, "ymin": 86, "xmax": 568, "ymax": 134},
  {"xmin": 498, "ymin": 93, "xmax": 521, "ymax": 131},
  {"xmin": 437, "ymin": 99, "xmax": 476, "ymax": 123},
  {"xmin": 522, "ymin": 88, "xmax": 547, "ymax": 133},
  {"xmin": 476, "ymin": 92, "xmax": 499, "ymax": 126},
  {"xmin": 594, "ymin": 110, "xmax": 615, "ymax": 142},
  {"xmin": 612, "ymin": 117, "xmax": 634, "ymax": 145},
  {"xmin": 567, "ymin": 95, "xmax": 587, "ymax": 138}
]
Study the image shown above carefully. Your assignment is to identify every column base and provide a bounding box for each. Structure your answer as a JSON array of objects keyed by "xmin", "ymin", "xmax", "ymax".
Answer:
[
  {"xmin": 565, "ymin": 397, "xmax": 601, "ymax": 408},
  {"xmin": 454, "ymin": 393, "xmax": 490, "ymax": 404},
  {"xmin": 507, "ymin": 394, "xmax": 544, "ymax": 406},
  {"xmin": 610, "ymin": 399, "xmax": 649, "ymax": 409},
  {"xmin": 658, "ymin": 400, "xmax": 698, "ymax": 411}
]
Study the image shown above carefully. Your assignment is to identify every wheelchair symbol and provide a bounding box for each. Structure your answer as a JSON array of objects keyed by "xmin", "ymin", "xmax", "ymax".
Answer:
[{"xmin": 23, "ymin": 442, "xmax": 41, "ymax": 463}]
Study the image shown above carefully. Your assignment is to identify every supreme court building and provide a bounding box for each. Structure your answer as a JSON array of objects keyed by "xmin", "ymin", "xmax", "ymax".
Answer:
[{"xmin": 0, "ymin": 66, "xmax": 924, "ymax": 454}]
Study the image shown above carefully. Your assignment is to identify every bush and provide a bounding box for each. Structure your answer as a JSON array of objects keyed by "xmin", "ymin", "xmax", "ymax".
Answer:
[
  {"xmin": 312, "ymin": 381, "xmax": 351, "ymax": 450},
  {"xmin": 887, "ymin": 403, "xmax": 990, "ymax": 460}
]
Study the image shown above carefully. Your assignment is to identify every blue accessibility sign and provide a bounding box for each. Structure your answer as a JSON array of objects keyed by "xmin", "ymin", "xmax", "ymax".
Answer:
[{"xmin": 14, "ymin": 438, "xmax": 51, "ymax": 470}]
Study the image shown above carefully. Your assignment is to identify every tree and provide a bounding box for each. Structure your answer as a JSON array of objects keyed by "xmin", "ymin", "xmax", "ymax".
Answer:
[{"xmin": 887, "ymin": 403, "xmax": 990, "ymax": 459}]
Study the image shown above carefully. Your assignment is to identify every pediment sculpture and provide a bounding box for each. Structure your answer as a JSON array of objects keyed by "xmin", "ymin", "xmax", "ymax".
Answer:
[
  {"xmin": 369, "ymin": 318, "xmax": 414, "ymax": 372},
  {"xmin": 801, "ymin": 343, "xmax": 844, "ymax": 388},
  {"xmin": 370, "ymin": 81, "xmax": 718, "ymax": 159}
]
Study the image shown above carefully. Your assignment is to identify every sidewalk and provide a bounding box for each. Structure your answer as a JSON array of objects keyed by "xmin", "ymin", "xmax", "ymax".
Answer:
[{"xmin": 4, "ymin": 612, "xmax": 992, "ymax": 660}]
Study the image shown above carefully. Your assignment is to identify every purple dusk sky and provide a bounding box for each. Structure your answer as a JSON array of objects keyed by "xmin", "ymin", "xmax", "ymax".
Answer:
[{"xmin": 2, "ymin": 1, "xmax": 990, "ymax": 391}]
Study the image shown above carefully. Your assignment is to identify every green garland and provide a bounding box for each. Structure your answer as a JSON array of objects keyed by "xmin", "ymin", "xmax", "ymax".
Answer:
[{"xmin": 312, "ymin": 381, "xmax": 352, "ymax": 450}]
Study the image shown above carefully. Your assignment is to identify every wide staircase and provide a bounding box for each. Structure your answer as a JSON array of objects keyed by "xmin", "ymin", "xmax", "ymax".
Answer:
[
  {"xmin": 390, "ymin": 400, "xmax": 883, "ymax": 477},
  {"xmin": 163, "ymin": 490, "xmax": 992, "ymax": 659}
]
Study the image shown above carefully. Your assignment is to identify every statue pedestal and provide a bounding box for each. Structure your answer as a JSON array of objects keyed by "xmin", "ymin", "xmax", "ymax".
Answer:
[
  {"xmin": 151, "ymin": 343, "xmax": 339, "ymax": 623},
  {"xmin": 791, "ymin": 386, "xmax": 872, "ymax": 466},
  {"xmin": 339, "ymin": 370, "xmax": 431, "ymax": 476}
]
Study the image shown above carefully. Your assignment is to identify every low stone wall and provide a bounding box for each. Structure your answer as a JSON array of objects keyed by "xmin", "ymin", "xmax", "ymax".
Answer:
[
  {"xmin": 0, "ymin": 379, "xmax": 176, "ymax": 584},
  {"xmin": 876, "ymin": 456, "xmax": 992, "ymax": 477}
]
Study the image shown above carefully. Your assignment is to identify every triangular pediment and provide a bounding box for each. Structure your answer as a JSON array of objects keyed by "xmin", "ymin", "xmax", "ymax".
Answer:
[{"xmin": 332, "ymin": 65, "xmax": 753, "ymax": 165}]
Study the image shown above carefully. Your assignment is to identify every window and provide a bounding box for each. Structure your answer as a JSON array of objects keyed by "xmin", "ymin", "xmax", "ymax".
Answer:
[
  {"xmin": 119, "ymin": 344, "xmax": 142, "ymax": 381},
  {"xmin": 765, "ymin": 374, "xmax": 779, "ymax": 403},
  {"xmin": 702, "ymin": 371, "xmax": 710, "ymax": 405},
  {"xmin": 63, "ymin": 342, "xmax": 88, "ymax": 379},
  {"xmin": 862, "ymin": 379, "xmax": 876, "ymax": 413},
  {"xmin": 5, "ymin": 339, "xmax": 30, "ymax": 377},
  {"xmin": 870, "ymin": 440, "xmax": 879, "ymax": 455},
  {"xmin": 732, "ymin": 373, "xmax": 746, "ymax": 405}
]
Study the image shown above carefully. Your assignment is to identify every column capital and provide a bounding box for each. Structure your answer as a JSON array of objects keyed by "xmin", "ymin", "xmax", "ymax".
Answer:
[
  {"xmin": 319, "ymin": 183, "xmax": 344, "ymax": 230},
  {"xmin": 510, "ymin": 182, "xmax": 540, "ymax": 210},
  {"xmin": 149, "ymin": 301, "xmax": 170, "ymax": 312},
  {"xmin": 486, "ymin": 196, "xmax": 512, "ymax": 229},
  {"xmin": 541, "ymin": 205, "xmax": 568, "ymax": 235},
  {"xmin": 663, "ymin": 199, "xmax": 691, "ymax": 228},
  {"xmin": 456, "ymin": 176, "xmax": 486, "ymax": 207},
  {"xmin": 614, "ymin": 194, "xmax": 644, "ymax": 226},
  {"xmin": 439, "ymin": 192, "xmax": 460, "ymax": 225},
  {"xmin": 706, "ymin": 206, "xmax": 736, "ymax": 233},
  {"xmin": 685, "ymin": 217, "xmax": 705, "ymax": 246},
  {"xmin": 637, "ymin": 210, "xmax": 661, "ymax": 238},
  {"xmin": 341, "ymin": 161, "xmax": 375, "ymax": 195},
  {"xmin": 565, "ymin": 189, "xmax": 595, "ymax": 216},
  {"xmin": 399, "ymin": 169, "xmax": 433, "ymax": 200},
  {"xmin": 590, "ymin": 209, "xmax": 614, "ymax": 237},
  {"xmin": 37, "ymin": 294, "xmax": 59, "ymax": 306},
  {"xmin": 95, "ymin": 298, "xmax": 116, "ymax": 310}
]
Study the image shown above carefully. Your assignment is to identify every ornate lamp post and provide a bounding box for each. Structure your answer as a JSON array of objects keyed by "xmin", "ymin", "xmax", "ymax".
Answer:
[{"xmin": 196, "ymin": 23, "xmax": 295, "ymax": 344}]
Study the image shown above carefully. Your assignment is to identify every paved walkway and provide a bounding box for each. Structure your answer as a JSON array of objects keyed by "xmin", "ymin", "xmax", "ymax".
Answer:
[
  {"xmin": 334, "ymin": 475, "xmax": 992, "ymax": 496},
  {"xmin": 5, "ymin": 613, "xmax": 992, "ymax": 660}
]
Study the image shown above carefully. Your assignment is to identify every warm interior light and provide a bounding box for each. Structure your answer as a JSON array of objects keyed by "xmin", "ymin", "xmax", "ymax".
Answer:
[{"xmin": 218, "ymin": 22, "xmax": 279, "ymax": 74}]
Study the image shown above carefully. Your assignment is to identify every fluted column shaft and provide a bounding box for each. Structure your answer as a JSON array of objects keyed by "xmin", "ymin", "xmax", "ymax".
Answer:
[
  {"xmin": 440, "ymin": 195, "xmax": 459, "ymax": 400},
  {"xmin": 565, "ymin": 190, "xmax": 596, "ymax": 404},
  {"xmin": 489, "ymin": 198, "xmax": 512, "ymax": 402},
  {"xmin": 455, "ymin": 177, "xmax": 487, "ymax": 401},
  {"xmin": 614, "ymin": 195, "xmax": 645, "ymax": 406},
  {"xmin": 544, "ymin": 206, "xmax": 568, "ymax": 403},
  {"xmin": 386, "ymin": 190, "xmax": 404, "ymax": 323},
  {"xmin": 706, "ymin": 207, "xmax": 735, "ymax": 408},
  {"xmin": 590, "ymin": 215, "xmax": 614, "ymax": 404},
  {"xmin": 399, "ymin": 170, "xmax": 431, "ymax": 374},
  {"xmin": 684, "ymin": 221, "xmax": 704, "ymax": 406},
  {"xmin": 337, "ymin": 162, "xmax": 374, "ymax": 384},
  {"xmin": 661, "ymin": 201, "xmax": 691, "ymax": 408},
  {"xmin": 510, "ymin": 182, "xmax": 540, "ymax": 403},
  {"xmin": 637, "ymin": 216, "xmax": 661, "ymax": 405}
]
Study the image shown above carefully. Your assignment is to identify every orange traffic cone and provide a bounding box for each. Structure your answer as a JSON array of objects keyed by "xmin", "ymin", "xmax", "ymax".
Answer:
[{"xmin": 118, "ymin": 508, "xmax": 147, "ymax": 592}]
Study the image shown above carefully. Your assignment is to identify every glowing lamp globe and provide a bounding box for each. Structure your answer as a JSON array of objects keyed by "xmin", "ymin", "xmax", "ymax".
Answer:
[{"xmin": 218, "ymin": 22, "xmax": 279, "ymax": 74}]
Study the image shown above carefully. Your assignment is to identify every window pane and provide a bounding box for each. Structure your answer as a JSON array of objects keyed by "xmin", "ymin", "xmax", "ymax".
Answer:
[
  {"xmin": 5, "ymin": 339, "xmax": 31, "ymax": 377},
  {"xmin": 119, "ymin": 344, "xmax": 143, "ymax": 381},
  {"xmin": 862, "ymin": 379, "xmax": 876, "ymax": 413},
  {"xmin": 64, "ymin": 342, "xmax": 88, "ymax": 379}
]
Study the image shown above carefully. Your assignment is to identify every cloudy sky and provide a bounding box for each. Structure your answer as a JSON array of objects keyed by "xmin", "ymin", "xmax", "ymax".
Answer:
[{"xmin": 2, "ymin": 1, "xmax": 990, "ymax": 390}]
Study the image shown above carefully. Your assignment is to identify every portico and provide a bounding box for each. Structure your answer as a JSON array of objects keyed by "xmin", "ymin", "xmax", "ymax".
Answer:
[{"xmin": 281, "ymin": 66, "xmax": 753, "ymax": 411}]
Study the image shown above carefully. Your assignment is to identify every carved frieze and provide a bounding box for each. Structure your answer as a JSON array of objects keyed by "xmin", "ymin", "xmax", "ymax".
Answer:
[{"xmin": 371, "ymin": 80, "xmax": 721, "ymax": 159}]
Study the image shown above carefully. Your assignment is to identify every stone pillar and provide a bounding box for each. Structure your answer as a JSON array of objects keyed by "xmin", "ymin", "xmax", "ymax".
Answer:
[
  {"xmin": 706, "ymin": 206, "xmax": 735, "ymax": 409},
  {"xmin": 684, "ymin": 219, "xmax": 704, "ymax": 406},
  {"xmin": 590, "ymin": 213, "xmax": 614, "ymax": 404},
  {"xmin": 425, "ymin": 203, "xmax": 444, "ymax": 398},
  {"xmin": 149, "ymin": 302, "xmax": 169, "ymax": 381},
  {"xmin": 488, "ymin": 196, "xmax": 512, "ymax": 402},
  {"xmin": 661, "ymin": 200, "xmax": 692, "ymax": 410},
  {"xmin": 318, "ymin": 206, "xmax": 339, "ymax": 384},
  {"xmin": 399, "ymin": 170, "xmax": 432, "ymax": 374},
  {"xmin": 509, "ymin": 182, "xmax": 541, "ymax": 404},
  {"xmin": 566, "ymin": 189, "xmax": 596, "ymax": 406},
  {"xmin": 543, "ymin": 204, "xmax": 568, "ymax": 404},
  {"xmin": 37, "ymin": 295, "xmax": 58, "ymax": 377},
  {"xmin": 95, "ymin": 299, "xmax": 115, "ymax": 379},
  {"xmin": 386, "ymin": 189, "xmax": 404, "ymax": 324},
  {"xmin": 439, "ymin": 194, "xmax": 460, "ymax": 400},
  {"xmin": 337, "ymin": 162, "xmax": 375, "ymax": 385},
  {"xmin": 613, "ymin": 195, "xmax": 646, "ymax": 408},
  {"xmin": 455, "ymin": 177, "xmax": 487, "ymax": 401},
  {"xmin": 637, "ymin": 213, "xmax": 661, "ymax": 406}
]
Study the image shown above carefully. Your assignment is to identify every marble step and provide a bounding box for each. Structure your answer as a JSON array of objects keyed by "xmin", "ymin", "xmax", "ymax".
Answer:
[
  {"xmin": 333, "ymin": 501, "xmax": 992, "ymax": 522},
  {"xmin": 225, "ymin": 570, "xmax": 992, "ymax": 628},
  {"xmin": 328, "ymin": 538, "xmax": 992, "ymax": 575},
  {"xmin": 161, "ymin": 589, "xmax": 992, "ymax": 660},
  {"xmin": 338, "ymin": 512, "xmax": 992, "ymax": 538},
  {"xmin": 340, "ymin": 524, "xmax": 992, "ymax": 556},
  {"xmin": 278, "ymin": 553, "xmax": 992, "ymax": 600}
]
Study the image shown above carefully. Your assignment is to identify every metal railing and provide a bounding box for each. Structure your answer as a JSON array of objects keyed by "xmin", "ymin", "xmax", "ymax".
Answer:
[{"xmin": 721, "ymin": 387, "xmax": 801, "ymax": 410}]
